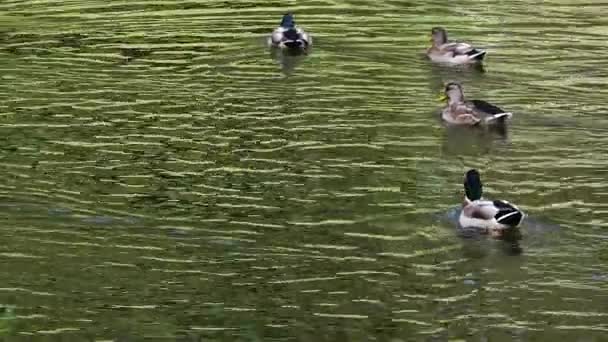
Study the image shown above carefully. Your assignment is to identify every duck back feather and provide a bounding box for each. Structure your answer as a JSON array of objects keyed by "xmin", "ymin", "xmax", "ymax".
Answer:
[
  {"xmin": 470, "ymin": 99, "xmax": 513, "ymax": 124},
  {"xmin": 493, "ymin": 200, "xmax": 524, "ymax": 226}
]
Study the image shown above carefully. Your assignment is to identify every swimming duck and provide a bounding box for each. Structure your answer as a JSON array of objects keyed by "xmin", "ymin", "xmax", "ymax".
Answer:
[
  {"xmin": 459, "ymin": 169, "xmax": 525, "ymax": 236},
  {"xmin": 439, "ymin": 82, "xmax": 512, "ymax": 126},
  {"xmin": 427, "ymin": 27, "xmax": 486, "ymax": 65},
  {"xmin": 268, "ymin": 13, "xmax": 312, "ymax": 51}
]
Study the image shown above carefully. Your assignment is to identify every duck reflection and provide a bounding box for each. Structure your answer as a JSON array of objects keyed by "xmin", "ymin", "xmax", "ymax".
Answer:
[
  {"xmin": 270, "ymin": 48, "xmax": 309, "ymax": 75},
  {"xmin": 459, "ymin": 225, "xmax": 523, "ymax": 256},
  {"xmin": 440, "ymin": 123, "xmax": 508, "ymax": 157}
]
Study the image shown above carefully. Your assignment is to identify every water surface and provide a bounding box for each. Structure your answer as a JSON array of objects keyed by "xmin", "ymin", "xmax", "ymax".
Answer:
[{"xmin": 0, "ymin": 0, "xmax": 607, "ymax": 340}]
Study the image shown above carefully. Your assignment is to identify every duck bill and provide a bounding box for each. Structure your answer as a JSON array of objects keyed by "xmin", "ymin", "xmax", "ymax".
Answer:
[{"xmin": 438, "ymin": 94, "xmax": 448, "ymax": 102}]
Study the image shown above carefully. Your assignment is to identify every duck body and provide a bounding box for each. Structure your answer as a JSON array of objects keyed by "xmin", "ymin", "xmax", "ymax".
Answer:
[
  {"xmin": 440, "ymin": 83, "xmax": 512, "ymax": 127},
  {"xmin": 460, "ymin": 199, "xmax": 525, "ymax": 231},
  {"xmin": 268, "ymin": 13, "xmax": 312, "ymax": 52},
  {"xmin": 427, "ymin": 27, "xmax": 486, "ymax": 65},
  {"xmin": 459, "ymin": 169, "xmax": 525, "ymax": 235}
]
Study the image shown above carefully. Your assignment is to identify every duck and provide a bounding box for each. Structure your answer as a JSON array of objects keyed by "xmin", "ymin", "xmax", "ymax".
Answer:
[
  {"xmin": 427, "ymin": 27, "xmax": 486, "ymax": 65},
  {"xmin": 268, "ymin": 13, "xmax": 312, "ymax": 52},
  {"xmin": 459, "ymin": 169, "xmax": 525, "ymax": 236},
  {"xmin": 439, "ymin": 82, "xmax": 512, "ymax": 127}
]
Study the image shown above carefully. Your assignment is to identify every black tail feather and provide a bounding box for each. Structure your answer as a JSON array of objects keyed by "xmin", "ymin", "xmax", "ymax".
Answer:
[
  {"xmin": 466, "ymin": 49, "xmax": 486, "ymax": 61},
  {"xmin": 496, "ymin": 211, "xmax": 523, "ymax": 226},
  {"xmin": 493, "ymin": 200, "xmax": 523, "ymax": 227}
]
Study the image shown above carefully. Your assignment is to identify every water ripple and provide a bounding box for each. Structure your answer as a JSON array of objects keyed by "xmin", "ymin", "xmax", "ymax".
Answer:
[{"xmin": 0, "ymin": 0, "xmax": 607, "ymax": 340}]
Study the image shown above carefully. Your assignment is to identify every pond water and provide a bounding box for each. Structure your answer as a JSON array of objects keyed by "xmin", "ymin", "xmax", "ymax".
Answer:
[{"xmin": 0, "ymin": 0, "xmax": 607, "ymax": 340}]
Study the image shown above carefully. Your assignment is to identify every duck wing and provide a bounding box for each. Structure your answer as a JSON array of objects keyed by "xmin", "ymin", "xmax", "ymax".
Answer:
[
  {"xmin": 463, "ymin": 200, "xmax": 498, "ymax": 220},
  {"xmin": 469, "ymin": 100, "xmax": 513, "ymax": 123},
  {"xmin": 270, "ymin": 27, "xmax": 286, "ymax": 45},
  {"xmin": 442, "ymin": 42, "xmax": 486, "ymax": 60},
  {"xmin": 297, "ymin": 28, "xmax": 312, "ymax": 46},
  {"xmin": 470, "ymin": 100, "xmax": 504, "ymax": 114},
  {"xmin": 493, "ymin": 200, "xmax": 524, "ymax": 226}
]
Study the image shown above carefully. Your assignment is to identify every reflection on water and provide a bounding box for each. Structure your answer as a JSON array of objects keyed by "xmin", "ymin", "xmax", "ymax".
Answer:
[
  {"xmin": 0, "ymin": 0, "xmax": 607, "ymax": 340},
  {"xmin": 270, "ymin": 48, "xmax": 309, "ymax": 75},
  {"xmin": 441, "ymin": 124, "xmax": 510, "ymax": 157}
]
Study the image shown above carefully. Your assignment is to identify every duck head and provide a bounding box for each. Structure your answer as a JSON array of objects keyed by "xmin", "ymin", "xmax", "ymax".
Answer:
[
  {"xmin": 280, "ymin": 13, "xmax": 296, "ymax": 28},
  {"xmin": 439, "ymin": 82, "xmax": 465, "ymax": 104},
  {"xmin": 464, "ymin": 169, "xmax": 483, "ymax": 201},
  {"xmin": 431, "ymin": 27, "xmax": 448, "ymax": 46}
]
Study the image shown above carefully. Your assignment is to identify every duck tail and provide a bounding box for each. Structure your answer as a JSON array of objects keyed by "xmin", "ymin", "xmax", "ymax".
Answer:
[
  {"xmin": 496, "ymin": 210, "xmax": 524, "ymax": 227},
  {"xmin": 493, "ymin": 200, "xmax": 525, "ymax": 227},
  {"xmin": 484, "ymin": 112, "xmax": 512, "ymax": 124},
  {"xmin": 281, "ymin": 28, "xmax": 306, "ymax": 49},
  {"xmin": 468, "ymin": 49, "xmax": 486, "ymax": 61}
]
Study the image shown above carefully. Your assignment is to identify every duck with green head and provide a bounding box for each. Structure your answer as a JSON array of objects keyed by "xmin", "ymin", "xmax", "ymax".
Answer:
[
  {"xmin": 268, "ymin": 13, "xmax": 312, "ymax": 52},
  {"xmin": 460, "ymin": 169, "xmax": 525, "ymax": 236},
  {"xmin": 440, "ymin": 82, "xmax": 512, "ymax": 127},
  {"xmin": 427, "ymin": 27, "xmax": 486, "ymax": 65}
]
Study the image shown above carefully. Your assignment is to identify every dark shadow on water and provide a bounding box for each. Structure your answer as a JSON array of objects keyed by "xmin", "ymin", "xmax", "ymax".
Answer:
[
  {"xmin": 119, "ymin": 47, "xmax": 152, "ymax": 64},
  {"xmin": 459, "ymin": 233, "xmax": 523, "ymax": 259},
  {"xmin": 0, "ymin": 199, "xmax": 140, "ymax": 227},
  {"xmin": 430, "ymin": 62, "xmax": 486, "ymax": 75},
  {"xmin": 440, "ymin": 124, "xmax": 509, "ymax": 157}
]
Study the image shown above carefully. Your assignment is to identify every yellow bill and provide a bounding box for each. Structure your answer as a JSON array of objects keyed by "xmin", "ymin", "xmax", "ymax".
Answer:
[{"xmin": 437, "ymin": 94, "xmax": 448, "ymax": 101}]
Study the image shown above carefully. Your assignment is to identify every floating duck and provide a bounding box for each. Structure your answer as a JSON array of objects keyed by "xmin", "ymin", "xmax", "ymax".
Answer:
[
  {"xmin": 427, "ymin": 27, "xmax": 486, "ymax": 65},
  {"xmin": 439, "ymin": 82, "xmax": 512, "ymax": 127},
  {"xmin": 268, "ymin": 13, "xmax": 312, "ymax": 52},
  {"xmin": 459, "ymin": 169, "xmax": 525, "ymax": 236}
]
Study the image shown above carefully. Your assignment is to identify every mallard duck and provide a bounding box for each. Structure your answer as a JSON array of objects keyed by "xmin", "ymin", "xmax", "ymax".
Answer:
[
  {"xmin": 439, "ymin": 82, "xmax": 512, "ymax": 126},
  {"xmin": 268, "ymin": 13, "xmax": 312, "ymax": 51},
  {"xmin": 459, "ymin": 169, "xmax": 525, "ymax": 236},
  {"xmin": 427, "ymin": 27, "xmax": 486, "ymax": 65}
]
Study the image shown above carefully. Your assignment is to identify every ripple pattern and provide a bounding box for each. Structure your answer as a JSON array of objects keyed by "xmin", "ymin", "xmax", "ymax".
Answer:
[{"xmin": 0, "ymin": 0, "xmax": 607, "ymax": 340}]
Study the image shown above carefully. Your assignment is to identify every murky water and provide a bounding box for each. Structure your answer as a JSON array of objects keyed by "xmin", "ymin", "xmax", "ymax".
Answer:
[{"xmin": 0, "ymin": 0, "xmax": 607, "ymax": 340}]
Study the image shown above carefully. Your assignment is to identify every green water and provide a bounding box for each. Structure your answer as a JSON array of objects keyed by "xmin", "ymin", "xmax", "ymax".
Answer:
[{"xmin": 0, "ymin": 0, "xmax": 607, "ymax": 340}]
